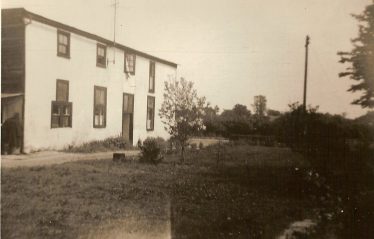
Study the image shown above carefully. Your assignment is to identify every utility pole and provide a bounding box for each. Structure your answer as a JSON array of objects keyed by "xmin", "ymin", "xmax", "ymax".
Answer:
[
  {"xmin": 303, "ymin": 35, "xmax": 310, "ymax": 112},
  {"xmin": 110, "ymin": 0, "xmax": 119, "ymax": 64}
]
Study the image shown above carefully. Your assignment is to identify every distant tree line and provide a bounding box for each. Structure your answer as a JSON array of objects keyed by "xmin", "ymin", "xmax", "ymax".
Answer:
[
  {"xmin": 202, "ymin": 103, "xmax": 282, "ymax": 137},
  {"xmin": 202, "ymin": 102, "xmax": 374, "ymax": 143}
]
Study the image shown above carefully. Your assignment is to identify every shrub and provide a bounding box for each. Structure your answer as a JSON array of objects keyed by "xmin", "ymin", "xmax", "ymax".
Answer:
[
  {"xmin": 139, "ymin": 137, "xmax": 166, "ymax": 164},
  {"xmin": 137, "ymin": 139, "xmax": 142, "ymax": 148},
  {"xmin": 63, "ymin": 136, "xmax": 128, "ymax": 153}
]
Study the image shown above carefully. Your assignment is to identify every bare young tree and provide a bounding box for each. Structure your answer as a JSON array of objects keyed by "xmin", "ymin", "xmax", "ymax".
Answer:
[{"xmin": 159, "ymin": 78, "xmax": 207, "ymax": 162}]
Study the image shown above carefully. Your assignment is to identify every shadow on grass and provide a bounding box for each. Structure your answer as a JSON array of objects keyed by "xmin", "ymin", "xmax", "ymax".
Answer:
[{"xmin": 168, "ymin": 161, "xmax": 315, "ymax": 238}]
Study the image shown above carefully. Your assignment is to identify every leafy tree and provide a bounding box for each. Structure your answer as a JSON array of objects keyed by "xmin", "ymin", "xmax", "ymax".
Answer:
[
  {"xmin": 220, "ymin": 104, "xmax": 252, "ymax": 135},
  {"xmin": 203, "ymin": 105, "xmax": 219, "ymax": 119},
  {"xmin": 159, "ymin": 78, "xmax": 207, "ymax": 162},
  {"xmin": 273, "ymin": 102, "xmax": 319, "ymax": 149},
  {"xmin": 267, "ymin": 109, "xmax": 281, "ymax": 117},
  {"xmin": 221, "ymin": 104, "xmax": 251, "ymax": 120},
  {"xmin": 354, "ymin": 110, "xmax": 374, "ymax": 137},
  {"xmin": 338, "ymin": 1, "xmax": 374, "ymax": 108},
  {"xmin": 252, "ymin": 95, "xmax": 267, "ymax": 116},
  {"xmin": 355, "ymin": 110, "xmax": 374, "ymax": 125},
  {"xmin": 203, "ymin": 105, "xmax": 223, "ymax": 136}
]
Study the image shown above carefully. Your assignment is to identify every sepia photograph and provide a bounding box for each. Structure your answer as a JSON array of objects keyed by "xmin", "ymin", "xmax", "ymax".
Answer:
[{"xmin": 1, "ymin": 0, "xmax": 373, "ymax": 238}]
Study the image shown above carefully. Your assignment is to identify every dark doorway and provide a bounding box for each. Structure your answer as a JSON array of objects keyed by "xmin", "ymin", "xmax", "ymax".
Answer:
[
  {"xmin": 1, "ymin": 94, "xmax": 24, "ymax": 154},
  {"xmin": 122, "ymin": 93, "xmax": 134, "ymax": 143}
]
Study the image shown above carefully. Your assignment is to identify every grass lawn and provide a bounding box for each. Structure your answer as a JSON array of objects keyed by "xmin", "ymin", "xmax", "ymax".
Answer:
[{"xmin": 2, "ymin": 144, "xmax": 319, "ymax": 238}]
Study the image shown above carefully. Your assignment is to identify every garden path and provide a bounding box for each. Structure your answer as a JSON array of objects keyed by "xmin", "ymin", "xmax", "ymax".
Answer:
[{"xmin": 1, "ymin": 150, "xmax": 140, "ymax": 168}]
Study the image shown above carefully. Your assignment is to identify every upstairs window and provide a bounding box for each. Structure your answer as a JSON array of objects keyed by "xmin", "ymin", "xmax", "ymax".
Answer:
[
  {"xmin": 93, "ymin": 86, "xmax": 107, "ymax": 128},
  {"xmin": 57, "ymin": 30, "xmax": 70, "ymax": 58},
  {"xmin": 149, "ymin": 62, "xmax": 155, "ymax": 93},
  {"xmin": 124, "ymin": 52, "xmax": 136, "ymax": 74},
  {"xmin": 96, "ymin": 44, "xmax": 106, "ymax": 68},
  {"xmin": 51, "ymin": 80, "xmax": 72, "ymax": 128},
  {"xmin": 146, "ymin": 96, "xmax": 155, "ymax": 131}
]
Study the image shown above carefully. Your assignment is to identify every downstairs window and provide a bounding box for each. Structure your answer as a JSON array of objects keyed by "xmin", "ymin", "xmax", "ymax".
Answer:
[{"xmin": 51, "ymin": 80, "xmax": 72, "ymax": 128}]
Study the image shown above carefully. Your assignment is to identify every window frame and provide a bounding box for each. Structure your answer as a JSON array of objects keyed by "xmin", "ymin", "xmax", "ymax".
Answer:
[
  {"xmin": 51, "ymin": 101, "xmax": 73, "ymax": 128},
  {"xmin": 96, "ymin": 43, "xmax": 107, "ymax": 68},
  {"xmin": 93, "ymin": 86, "xmax": 107, "ymax": 128},
  {"xmin": 51, "ymin": 79, "xmax": 72, "ymax": 128},
  {"xmin": 149, "ymin": 61, "xmax": 155, "ymax": 93},
  {"xmin": 124, "ymin": 52, "xmax": 136, "ymax": 75},
  {"xmin": 57, "ymin": 30, "xmax": 70, "ymax": 58},
  {"xmin": 146, "ymin": 96, "xmax": 155, "ymax": 131}
]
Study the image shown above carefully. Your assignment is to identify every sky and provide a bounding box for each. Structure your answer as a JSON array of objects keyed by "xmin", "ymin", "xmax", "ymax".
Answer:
[{"xmin": 2, "ymin": 0, "xmax": 372, "ymax": 118}]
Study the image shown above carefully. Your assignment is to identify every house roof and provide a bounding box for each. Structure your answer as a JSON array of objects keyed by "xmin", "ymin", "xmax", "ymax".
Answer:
[{"xmin": 1, "ymin": 8, "xmax": 178, "ymax": 68}]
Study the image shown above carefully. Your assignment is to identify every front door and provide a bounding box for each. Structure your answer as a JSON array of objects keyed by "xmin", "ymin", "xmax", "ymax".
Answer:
[{"xmin": 122, "ymin": 93, "xmax": 134, "ymax": 143}]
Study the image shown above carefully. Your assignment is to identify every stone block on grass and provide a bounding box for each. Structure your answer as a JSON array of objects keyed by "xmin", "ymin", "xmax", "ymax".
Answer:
[{"xmin": 113, "ymin": 153, "xmax": 126, "ymax": 163}]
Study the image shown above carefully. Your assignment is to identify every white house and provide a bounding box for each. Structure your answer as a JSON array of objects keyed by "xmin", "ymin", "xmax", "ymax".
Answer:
[{"xmin": 1, "ymin": 8, "xmax": 177, "ymax": 153}]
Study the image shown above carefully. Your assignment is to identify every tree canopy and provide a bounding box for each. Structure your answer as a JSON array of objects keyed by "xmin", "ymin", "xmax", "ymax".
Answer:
[
  {"xmin": 221, "ymin": 104, "xmax": 251, "ymax": 121},
  {"xmin": 252, "ymin": 95, "xmax": 267, "ymax": 116},
  {"xmin": 338, "ymin": 1, "xmax": 374, "ymax": 108}
]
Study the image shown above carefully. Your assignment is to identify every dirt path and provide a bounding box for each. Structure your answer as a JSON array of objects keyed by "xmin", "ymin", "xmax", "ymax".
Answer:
[{"xmin": 1, "ymin": 150, "xmax": 140, "ymax": 168}]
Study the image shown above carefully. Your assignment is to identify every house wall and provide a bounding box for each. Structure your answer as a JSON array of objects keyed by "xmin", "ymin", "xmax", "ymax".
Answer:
[{"xmin": 23, "ymin": 20, "xmax": 176, "ymax": 152}]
